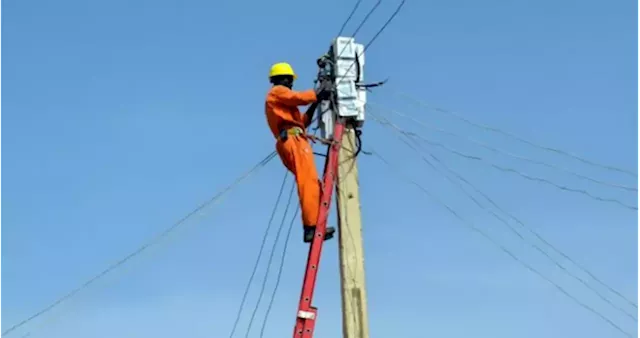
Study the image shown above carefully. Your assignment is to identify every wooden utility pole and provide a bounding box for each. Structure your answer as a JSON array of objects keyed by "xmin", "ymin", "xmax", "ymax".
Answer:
[{"xmin": 336, "ymin": 126, "xmax": 370, "ymax": 338}]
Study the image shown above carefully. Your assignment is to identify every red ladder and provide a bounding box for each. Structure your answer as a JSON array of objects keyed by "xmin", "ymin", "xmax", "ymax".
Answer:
[{"xmin": 292, "ymin": 120, "xmax": 346, "ymax": 338}]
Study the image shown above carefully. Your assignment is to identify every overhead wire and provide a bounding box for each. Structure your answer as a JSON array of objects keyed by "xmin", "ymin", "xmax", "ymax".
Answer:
[
  {"xmin": 369, "ymin": 148, "xmax": 635, "ymax": 338},
  {"xmin": 309, "ymin": 0, "xmax": 404, "ymax": 157},
  {"xmin": 359, "ymin": 0, "xmax": 405, "ymax": 56},
  {"xmin": 2, "ymin": 151, "xmax": 278, "ymax": 337},
  {"xmin": 336, "ymin": 0, "xmax": 406, "ymax": 86},
  {"xmin": 227, "ymin": 171, "xmax": 291, "ymax": 338},
  {"xmin": 336, "ymin": 0, "xmax": 364, "ymax": 37},
  {"xmin": 371, "ymin": 113, "xmax": 639, "ymax": 321},
  {"xmin": 259, "ymin": 206, "xmax": 300, "ymax": 338},
  {"xmin": 388, "ymin": 89, "xmax": 638, "ymax": 178},
  {"xmin": 332, "ymin": 0, "xmax": 383, "ymax": 63},
  {"xmin": 243, "ymin": 181, "xmax": 297, "ymax": 337},
  {"xmin": 311, "ymin": 0, "xmax": 405, "ymax": 134},
  {"xmin": 369, "ymin": 107, "xmax": 638, "ymax": 308},
  {"xmin": 310, "ymin": 0, "xmax": 380, "ymax": 137},
  {"xmin": 374, "ymin": 102, "xmax": 637, "ymax": 193},
  {"xmin": 351, "ymin": 0, "xmax": 383, "ymax": 38},
  {"xmin": 368, "ymin": 106, "xmax": 638, "ymax": 211},
  {"xmin": 434, "ymin": 146, "xmax": 638, "ymax": 210},
  {"xmin": 313, "ymin": 0, "xmax": 404, "ymax": 163}
]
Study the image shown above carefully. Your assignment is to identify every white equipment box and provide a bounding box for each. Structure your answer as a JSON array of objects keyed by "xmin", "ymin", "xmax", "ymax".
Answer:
[{"xmin": 319, "ymin": 36, "xmax": 366, "ymax": 139}]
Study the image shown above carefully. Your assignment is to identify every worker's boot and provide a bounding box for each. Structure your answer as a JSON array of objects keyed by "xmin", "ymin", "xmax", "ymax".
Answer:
[{"xmin": 303, "ymin": 225, "xmax": 336, "ymax": 243}]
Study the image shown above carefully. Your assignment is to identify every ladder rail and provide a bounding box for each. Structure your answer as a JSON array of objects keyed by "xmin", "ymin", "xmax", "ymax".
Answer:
[{"xmin": 293, "ymin": 120, "xmax": 346, "ymax": 338}]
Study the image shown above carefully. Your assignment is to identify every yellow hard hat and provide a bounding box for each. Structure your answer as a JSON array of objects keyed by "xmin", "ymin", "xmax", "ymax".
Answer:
[{"xmin": 269, "ymin": 62, "xmax": 297, "ymax": 79}]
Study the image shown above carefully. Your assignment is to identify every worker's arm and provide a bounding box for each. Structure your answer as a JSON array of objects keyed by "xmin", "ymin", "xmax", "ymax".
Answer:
[
  {"xmin": 301, "ymin": 80, "xmax": 333, "ymax": 127},
  {"xmin": 300, "ymin": 80, "xmax": 333, "ymax": 127},
  {"xmin": 303, "ymin": 102, "xmax": 319, "ymax": 127},
  {"xmin": 270, "ymin": 85, "xmax": 317, "ymax": 107}
]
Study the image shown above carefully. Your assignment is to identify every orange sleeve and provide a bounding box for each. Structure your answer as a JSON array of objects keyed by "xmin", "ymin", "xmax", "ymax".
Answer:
[{"xmin": 270, "ymin": 86, "xmax": 317, "ymax": 107}]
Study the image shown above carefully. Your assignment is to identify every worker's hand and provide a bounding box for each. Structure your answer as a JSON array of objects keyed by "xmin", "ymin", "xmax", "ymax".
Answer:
[
  {"xmin": 315, "ymin": 80, "xmax": 333, "ymax": 100},
  {"xmin": 319, "ymin": 79, "xmax": 333, "ymax": 92},
  {"xmin": 316, "ymin": 54, "xmax": 330, "ymax": 67},
  {"xmin": 316, "ymin": 89, "xmax": 330, "ymax": 100}
]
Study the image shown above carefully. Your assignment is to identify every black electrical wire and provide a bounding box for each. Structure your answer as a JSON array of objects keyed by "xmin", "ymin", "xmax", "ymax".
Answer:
[
  {"xmin": 3, "ymin": 151, "xmax": 278, "ymax": 337},
  {"xmin": 376, "ymin": 115, "xmax": 638, "ymax": 321},
  {"xmin": 336, "ymin": 0, "xmax": 407, "ymax": 86},
  {"xmin": 372, "ymin": 113, "xmax": 637, "ymax": 211},
  {"xmin": 374, "ymin": 101, "xmax": 637, "ymax": 193},
  {"xmin": 243, "ymin": 180, "xmax": 297, "ymax": 337},
  {"xmin": 227, "ymin": 171, "xmax": 290, "ymax": 338},
  {"xmin": 351, "ymin": 0, "xmax": 382, "ymax": 37},
  {"xmin": 258, "ymin": 206, "xmax": 300, "ymax": 338},
  {"xmin": 371, "ymin": 149, "xmax": 634, "ymax": 338},
  {"xmin": 354, "ymin": 128, "xmax": 364, "ymax": 158},
  {"xmin": 391, "ymin": 89, "xmax": 638, "ymax": 178},
  {"xmin": 337, "ymin": 0, "xmax": 364, "ymax": 37},
  {"xmin": 371, "ymin": 112, "xmax": 639, "ymax": 310},
  {"xmin": 333, "ymin": 0, "xmax": 382, "ymax": 62}
]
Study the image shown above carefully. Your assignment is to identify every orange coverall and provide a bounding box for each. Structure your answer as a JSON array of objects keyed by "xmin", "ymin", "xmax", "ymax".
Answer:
[{"xmin": 265, "ymin": 85, "xmax": 320, "ymax": 227}]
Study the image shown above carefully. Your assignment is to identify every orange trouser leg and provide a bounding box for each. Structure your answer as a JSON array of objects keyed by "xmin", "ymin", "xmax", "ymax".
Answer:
[{"xmin": 276, "ymin": 136, "xmax": 321, "ymax": 227}]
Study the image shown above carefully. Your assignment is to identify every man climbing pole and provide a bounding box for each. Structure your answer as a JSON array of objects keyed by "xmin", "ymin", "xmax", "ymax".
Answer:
[{"xmin": 265, "ymin": 62, "xmax": 336, "ymax": 243}]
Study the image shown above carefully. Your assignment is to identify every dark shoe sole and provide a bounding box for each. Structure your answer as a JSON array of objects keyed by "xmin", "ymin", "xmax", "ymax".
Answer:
[{"xmin": 304, "ymin": 227, "xmax": 336, "ymax": 243}]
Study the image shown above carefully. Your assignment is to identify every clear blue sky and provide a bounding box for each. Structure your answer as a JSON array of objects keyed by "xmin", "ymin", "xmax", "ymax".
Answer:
[{"xmin": 2, "ymin": 0, "xmax": 637, "ymax": 337}]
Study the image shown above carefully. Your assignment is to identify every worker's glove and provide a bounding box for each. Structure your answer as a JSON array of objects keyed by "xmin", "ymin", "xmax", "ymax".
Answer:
[
  {"xmin": 316, "ymin": 80, "xmax": 334, "ymax": 100},
  {"xmin": 316, "ymin": 54, "xmax": 330, "ymax": 67}
]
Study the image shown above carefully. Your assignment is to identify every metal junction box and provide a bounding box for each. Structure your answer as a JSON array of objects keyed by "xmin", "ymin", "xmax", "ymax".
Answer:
[{"xmin": 319, "ymin": 36, "xmax": 366, "ymax": 139}]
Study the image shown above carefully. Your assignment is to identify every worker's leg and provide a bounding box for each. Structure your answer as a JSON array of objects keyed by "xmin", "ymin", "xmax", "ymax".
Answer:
[
  {"xmin": 276, "ymin": 136, "xmax": 320, "ymax": 225},
  {"xmin": 276, "ymin": 136, "xmax": 335, "ymax": 242},
  {"xmin": 291, "ymin": 137, "xmax": 320, "ymax": 226}
]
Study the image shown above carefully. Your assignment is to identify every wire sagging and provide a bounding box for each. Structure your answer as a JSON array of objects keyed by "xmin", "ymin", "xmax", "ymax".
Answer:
[
  {"xmin": 390, "ymin": 89, "xmax": 638, "ymax": 178},
  {"xmin": 228, "ymin": 171, "xmax": 291, "ymax": 338},
  {"xmin": 243, "ymin": 181, "xmax": 298, "ymax": 337},
  {"xmin": 372, "ymin": 113, "xmax": 639, "ymax": 321},
  {"xmin": 370, "ymin": 148, "xmax": 635, "ymax": 337},
  {"xmin": 3, "ymin": 151, "xmax": 278, "ymax": 337}
]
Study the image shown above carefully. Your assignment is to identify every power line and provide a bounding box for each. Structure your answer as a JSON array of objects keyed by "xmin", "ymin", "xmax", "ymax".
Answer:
[
  {"xmin": 227, "ymin": 171, "xmax": 290, "ymax": 338},
  {"xmin": 362, "ymin": 0, "xmax": 405, "ymax": 51},
  {"xmin": 332, "ymin": 0, "xmax": 383, "ymax": 66},
  {"xmin": 311, "ymin": 0, "xmax": 405, "ymax": 133},
  {"xmin": 371, "ymin": 110, "xmax": 638, "ymax": 308},
  {"xmin": 416, "ymin": 132, "xmax": 637, "ymax": 210},
  {"xmin": 336, "ymin": 0, "xmax": 406, "ymax": 86},
  {"xmin": 244, "ymin": 181, "xmax": 297, "ymax": 337},
  {"xmin": 373, "ymin": 102, "xmax": 637, "ymax": 193},
  {"xmin": 389, "ymin": 89, "xmax": 638, "ymax": 178},
  {"xmin": 337, "ymin": 0, "xmax": 364, "ymax": 37},
  {"xmin": 351, "ymin": 0, "xmax": 382, "ymax": 38},
  {"xmin": 369, "ymin": 110, "xmax": 637, "ymax": 211},
  {"xmin": 310, "ymin": 0, "xmax": 386, "ymax": 129},
  {"xmin": 370, "ymin": 149, "xmax": 635, "ymax": 337},
  {"xmin": 373, "ymin": 114, "xmax": 638, "ymax": 321},
  {"xmin": 2, "ymin": 151, "xmax": 278, "ymax": 337},
  {"xmin": 259, "ymin": 206, "xmax": 300, "ymax": 338}
]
